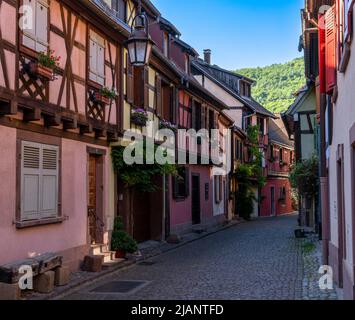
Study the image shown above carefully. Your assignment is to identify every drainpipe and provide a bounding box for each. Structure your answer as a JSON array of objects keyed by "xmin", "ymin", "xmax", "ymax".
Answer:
[
  {"xmin": 320, "ymin": 93, "xmax": 329, "ymax": 265},
  {"xmin": 162, "ymin": 174, "xmax": 166, "ymax": 241}
]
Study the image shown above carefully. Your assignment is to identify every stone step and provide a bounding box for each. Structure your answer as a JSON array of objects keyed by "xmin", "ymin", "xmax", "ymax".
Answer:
[
  {"xmin": 98, "ymin": 251, "xmax": 116, "ymax": 263},
  {"xmin": 103, "ymin": 258, "xmax": 125, "ymax": 269},
  {"xmin": 90, "ymin": 244, "xmax": 109, "ymax": 255}
]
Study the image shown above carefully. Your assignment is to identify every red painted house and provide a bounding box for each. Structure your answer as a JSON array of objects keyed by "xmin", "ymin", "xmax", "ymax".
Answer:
[{"xmin": 260, "ymin": 117, "xmax": 295, "ymax": 217}]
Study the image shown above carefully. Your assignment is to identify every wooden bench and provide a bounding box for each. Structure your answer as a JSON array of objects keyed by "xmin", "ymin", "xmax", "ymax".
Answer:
[{"xmin": 0, "ymin": 253, "xmax": 62, "ymax": 284}]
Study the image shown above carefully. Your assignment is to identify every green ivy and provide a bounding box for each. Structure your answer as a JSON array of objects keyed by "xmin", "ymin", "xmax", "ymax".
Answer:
[
  {"xmin": 111, "ymin": 143, "xmax": 177, "ymax": 193},
  {"xmin": 290, "ymin": 154, "xmax": 319, "ymax": 197},
  {"xmin": 235, "ymin": 125, "xmax": 266, "ymax": 220}
]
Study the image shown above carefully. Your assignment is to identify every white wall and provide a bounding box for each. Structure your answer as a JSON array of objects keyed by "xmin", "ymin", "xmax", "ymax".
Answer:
[
  {"xmin": 328, "ymin": 11, "xmax": 355, "ymax": 280},
  {"xmin": 195, "ymin": 75, "xmax": 244, "ymax": 128}
]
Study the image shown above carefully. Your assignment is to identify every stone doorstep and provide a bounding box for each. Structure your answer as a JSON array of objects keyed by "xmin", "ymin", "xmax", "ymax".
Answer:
[{"xmin": 27, "ymin": 219, "xmax": 243, "ymax": 300}]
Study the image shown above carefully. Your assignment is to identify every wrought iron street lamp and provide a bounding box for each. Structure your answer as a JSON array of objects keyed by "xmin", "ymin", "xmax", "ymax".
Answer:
[{"xmin": 125, "ymin": 0, "xmax": 154, "ymax": 67}]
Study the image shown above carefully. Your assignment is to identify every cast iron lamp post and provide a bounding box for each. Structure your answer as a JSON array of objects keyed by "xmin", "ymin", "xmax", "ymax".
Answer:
[{"xmin": 125, "ymin": 0, "xmax": 154, "ymax": 67}]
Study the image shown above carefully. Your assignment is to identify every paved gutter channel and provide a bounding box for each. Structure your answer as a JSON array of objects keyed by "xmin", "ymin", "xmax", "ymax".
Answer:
[{"xmin": 27, "ymin": 219, "xmax": 244, "ymax": 300}]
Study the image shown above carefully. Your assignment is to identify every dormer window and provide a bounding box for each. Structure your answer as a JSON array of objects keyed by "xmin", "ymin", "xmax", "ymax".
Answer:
[
  {"xmin": 239, "ymin": 80, "xmax": 251, "ymax": 97},
  {"xmin": 104, "ymin": 0, "xmax": 127, "ymax": 22},
  {"xmin": 163, "ymin": 32, "xmax": 169, "ymax": 57}
]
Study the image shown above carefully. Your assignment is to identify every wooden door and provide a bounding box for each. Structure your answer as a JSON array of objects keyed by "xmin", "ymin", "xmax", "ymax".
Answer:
[
  {"xmin": 88, "ymin": 155, "xmax": 97, "ymax": 244},
  {"xmin": 192, "ymin": 175, "xmax": 201, "ymax": 225}
]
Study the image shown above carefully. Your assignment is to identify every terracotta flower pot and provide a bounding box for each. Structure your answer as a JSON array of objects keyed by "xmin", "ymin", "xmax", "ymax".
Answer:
[
  {"xmin": 115, "ymin": 250, "xmax": 126, "ymax": 259},
  {"xmin": 26, "ymin": 62, "xmax": 54, "ymax": 81},
  {"xmin": 37, "ymin": 64, "xmax": 54, "ymax": 80},
  {"xmin": 92, "ymin": 92, "xmax": 111, "ymax": 105}
]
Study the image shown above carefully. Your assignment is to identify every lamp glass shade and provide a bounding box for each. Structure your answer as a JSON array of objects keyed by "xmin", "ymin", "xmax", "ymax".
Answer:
[{"xmin": 127, "ymin": 36, "xmax": 153, "ymax": 67}]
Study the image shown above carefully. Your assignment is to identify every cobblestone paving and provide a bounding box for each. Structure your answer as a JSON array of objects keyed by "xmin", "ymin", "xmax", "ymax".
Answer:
[
  {"xmin": 61, "ymin": 215, "xmax": 337, "ymax": 300},
  {"xmin": 301, "ymin": 234, "xmax": 338, "ymax": 300}
]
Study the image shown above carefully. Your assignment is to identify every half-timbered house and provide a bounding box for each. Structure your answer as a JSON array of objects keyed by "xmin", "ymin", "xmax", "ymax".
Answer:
[
  {"xmin": 0, "ymin": 0, "xmax": 146, "ymax": 270},
  {"xmin": 192, "ymin": 52, "xmax": 276, "ymax": 219}
]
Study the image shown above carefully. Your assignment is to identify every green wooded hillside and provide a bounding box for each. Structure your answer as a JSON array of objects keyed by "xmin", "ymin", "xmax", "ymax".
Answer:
[{"xmin": 235, "ymin": 57, "xmax": 305, "ymax": 113}]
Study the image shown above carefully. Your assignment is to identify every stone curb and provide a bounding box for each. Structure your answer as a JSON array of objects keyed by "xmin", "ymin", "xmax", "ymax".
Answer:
[{"xmin": 30, "ymin": 219, "xmax": 245, "ymax": 300}]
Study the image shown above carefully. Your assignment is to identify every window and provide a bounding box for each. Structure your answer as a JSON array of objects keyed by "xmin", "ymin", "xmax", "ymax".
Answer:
[
  {"xmin": 172, "ymin": 167, "xmax": 189, "ymax": 199},
  {"xmin": 21, "ymin": 141, "xmax": 59, "ymax": 221},
  {"xmin": 214, "ymin": 176, "xmax": 223, "ymax": 204},
  {"xmin": 163, "ymin": 32, "xmax": 169, "ymax": 57},
  {"xmin": 270, "ymin": 145, "xmax": 274, "ymax": 161},
  {"xmin": 89, "ymin": 31, "xmax": 105, "ymax": 85},
  {"xmin": 279, "ymin": 187, "xmax": 286, "ymax": 204},
  {"xmin": 22, "ymin": 0, "xmax": 49, "ymax": 52},
  {"xmin": 257, "ymin": 117, "xmax": 265, "ymax": 134},
  {"xmin": 109, "ymin": 0, "xmax": 127, "ymax": 21},
  {"xmin": 239, "ymin": 80, "xmax": 251, "ymax": 97},
  {"xmin": 235, "ymin": 139, "xmax": 239, "ymax": 160},
  {"xmin": 193, "ymin": 101, "xmax": 202, "ymax": 131},
  {"xmin": 179, "ymin": 91, "xmax": 192, "ymax": 129},
  {"xmin": 279, "ymin": 148, "xmax": 284, "ymax": 163}
]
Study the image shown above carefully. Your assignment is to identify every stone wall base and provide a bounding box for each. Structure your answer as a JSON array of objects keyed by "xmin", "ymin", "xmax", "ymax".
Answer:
[
  {"xmin": 170, "ymin": 215, "xmax": 226, "ymax": 237},
  {"xmin": 57, "ymin": 244, "xmax": 90, "ymax": 272}
]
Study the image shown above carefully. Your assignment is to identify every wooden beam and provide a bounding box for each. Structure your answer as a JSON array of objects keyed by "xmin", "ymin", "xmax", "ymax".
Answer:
[
  {"xmin": 94, "ymin": 128, "xmax": 107, "ymax": 139},
  {"xmin": 43, "ymin": 113, "xmax": 62, "ymax": 127},
  {"xmin": 79, "ymin": 123, "xmax": 93, "ymax": 135},
  {"xmin": 62, "ymin": 115, "xmax": 78, "ymax": 131},
  {"xmin": 107, "ymin": 130, "xmax": 118, "ymax": 142},
  {"xmin": 23, "ymin": 108, "xmax": 41, "ymax": 122},
  {"xmin": 0, "ymin": 99, "xmax": 17, "ymax": 115}
]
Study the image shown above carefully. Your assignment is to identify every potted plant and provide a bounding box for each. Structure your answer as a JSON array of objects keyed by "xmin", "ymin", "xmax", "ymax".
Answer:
[
  {"xmin": 111, "ymin": 230, "xmax": 138, "ymax": 258},
  {"xmin": 159, "ymin": 119, "xmax": 177, "ymax": 131},
  {"xmin": 110, "ymin": 217, "xmax": 137, "ymax": 259},
  {"xmin": 93, "ymin": 87, "xmax": 117, "ymax": 105},
  {"xmin": 131, "ymin": 108, "xmax": 149, "ymax": 126},
  {"xmin": 26, "ymin": 50, "xmax": 60, "ymax": 80}
]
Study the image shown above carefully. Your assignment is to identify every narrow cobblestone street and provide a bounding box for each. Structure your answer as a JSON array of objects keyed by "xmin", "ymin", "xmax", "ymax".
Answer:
[{"xmin": 60, "ymin": 215, "xmax": 337, "ymax": 300}]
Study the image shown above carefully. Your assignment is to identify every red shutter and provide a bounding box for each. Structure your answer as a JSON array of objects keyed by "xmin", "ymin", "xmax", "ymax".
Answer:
[
  {"xmin": 318, "ymin": 13, "xmax": 326, "ymax": 94},
  {"xmin": 325, "ymin": 5, "xmax": 337, "ymax": 93}
]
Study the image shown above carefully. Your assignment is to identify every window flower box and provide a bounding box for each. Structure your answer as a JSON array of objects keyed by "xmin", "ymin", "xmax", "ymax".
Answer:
[
  {"xmin": 91, "ymin": 87, "xmax": 117, "ymax": 106},
  {"xmin": 131, "ymin": 108, "xmax": 148, "ymax": 126},
  {"xmin": 92, "ymin": 92, "xmax": 111, "ymax": 105},
  {"xmin": 24, "ymin": 50, "xmax": 60, "ymax": 81},
  {"xmin": 159, "ymin": 120, "xmax": 177, "ymax": 131}
]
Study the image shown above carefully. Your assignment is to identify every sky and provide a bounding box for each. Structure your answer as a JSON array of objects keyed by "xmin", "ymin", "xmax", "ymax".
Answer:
[{"xmin": 151, "ymin": 0, "xmax": 304, "ymax": 70}]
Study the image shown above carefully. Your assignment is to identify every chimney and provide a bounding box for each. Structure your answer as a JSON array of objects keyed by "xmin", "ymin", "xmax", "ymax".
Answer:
[{"xmin": 203, "ymin": 49, "xmax": 211, "ymax": 64}]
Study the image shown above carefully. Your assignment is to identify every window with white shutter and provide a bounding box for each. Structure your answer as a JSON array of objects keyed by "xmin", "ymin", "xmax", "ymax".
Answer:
[
  {"xmin": 89, "ymin": 31, "xmax": 106, "ymax": 85},
  {"xmin": 21, "ymin": 141, "xmax": 59, "ymax": 221},
  {"xmin": 22, "ymin": 0, "xmax": 49, "ymax": 52}
]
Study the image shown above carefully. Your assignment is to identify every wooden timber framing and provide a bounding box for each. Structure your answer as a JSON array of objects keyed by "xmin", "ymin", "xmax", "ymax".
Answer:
[{"xmin": 0, "ymin": 0, "xmax": 130, "ymax": 143}]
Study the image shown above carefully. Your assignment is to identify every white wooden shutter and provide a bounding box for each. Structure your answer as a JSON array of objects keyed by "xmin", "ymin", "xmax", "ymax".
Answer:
[
  {"xmin": 35, "ymin": 0, "xmax": 49, "ymax": 52},
  {"xmin": 89, "ymin": 32, "xmax": 105, "ymax": 85},
  {"xmin": 21, "ymin": 142, "xmax": 41, "ymax": 221},
  {"xmin": 89, "ymin": 38, "xmax": 98, "ymax": 83},
  {"xmin": 97, "ymin": 43, "xmax": 105, "ymax": 85},
  {"xmin": 40, "ymin": 146, "xmax": 59, "ymax": 218},
  {"xmin": 21, "ymin": 142, "xmax": 59, "ymax": 221},
  {"xmin": 22, "ymin": 0, "xmax": 37, "ymax": 50}
]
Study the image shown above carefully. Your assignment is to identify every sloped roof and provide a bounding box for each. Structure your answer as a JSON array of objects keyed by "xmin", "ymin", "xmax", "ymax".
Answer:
[
  {"xmin": 269, "ymin": 117, "xmax": 294, "ymax": 148},
  {"xmin": 192, "ymin": 59, "xmax": 276, "ymax": 118}
]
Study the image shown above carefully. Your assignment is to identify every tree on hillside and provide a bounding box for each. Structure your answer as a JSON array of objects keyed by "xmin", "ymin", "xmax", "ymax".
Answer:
[{"xmin": 235, "ymin": 57, "xmax": 305, "ymax": 113}]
